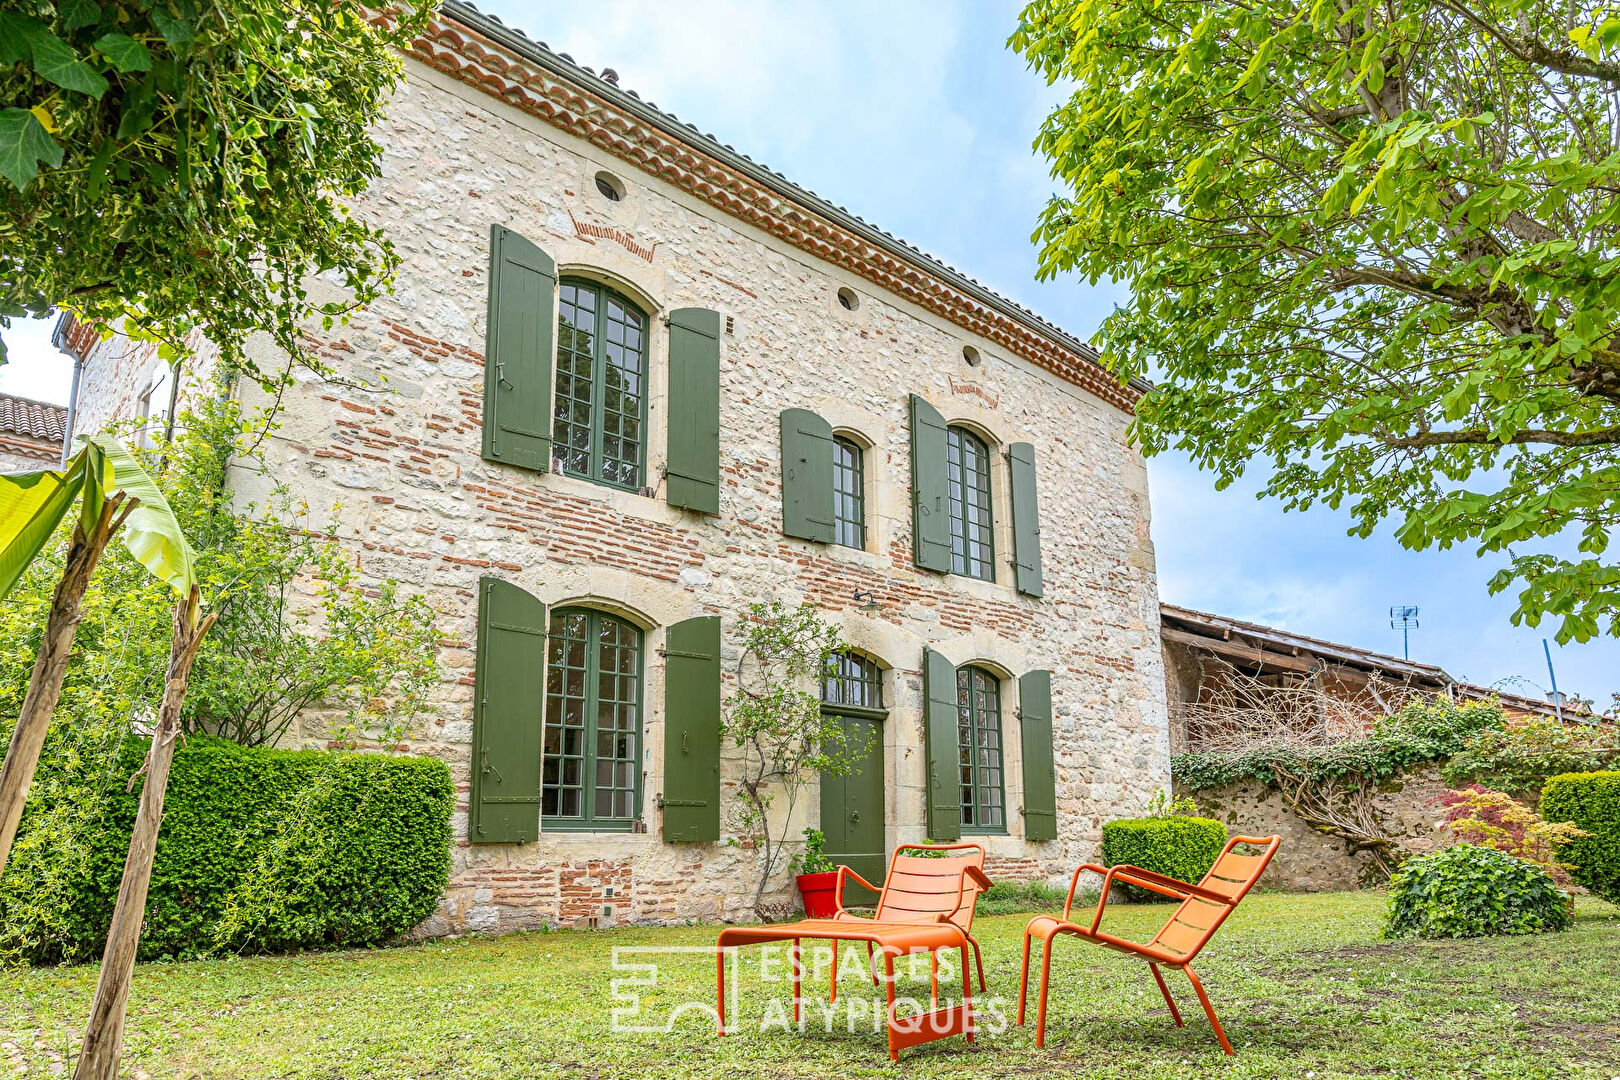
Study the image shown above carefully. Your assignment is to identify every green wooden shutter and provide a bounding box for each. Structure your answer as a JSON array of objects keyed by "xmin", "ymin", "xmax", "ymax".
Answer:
[
  {"xmin": 1018, "ymin": 669, "xmax": 1057, "ymax": 841},
  {"xmin": 667, "ymin": 308, "xmax": 721, "ymax": 514},
  {"xmin": 470, "ymin": 577, "xmax": 547, "ymax": 844},
  {"xmin": 482, "ymin": 225, "xmax": 556, "ymax": 472},
  {"xmin": 780, "ymin": 408, "xmax": 835, "ymax": 542},
  {"xmin": 910, "ymin": 394, "xmax": 951, "ymax": 572},
  {"xmin": 923, "ymin": 646, "xmax": 962, "ymax": 842},
  {"xmin": 662, "ymin": 615, "xmax": 721, "ymax": 841},
  {"xmin": 1008, "ymin": 441, "xmax": 1045, "ymax": 597}
]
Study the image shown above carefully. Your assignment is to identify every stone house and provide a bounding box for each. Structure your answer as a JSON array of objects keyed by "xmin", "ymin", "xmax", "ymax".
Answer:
[{"xmin": 57, "ymin": 1, "xmax": 1169, "ymax": 933}]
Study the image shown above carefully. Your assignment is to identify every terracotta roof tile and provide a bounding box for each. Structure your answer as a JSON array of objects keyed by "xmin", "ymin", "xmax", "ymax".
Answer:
[{"xmin": 0, "ymin": 392, "xmax": 67, "ymax": 445}]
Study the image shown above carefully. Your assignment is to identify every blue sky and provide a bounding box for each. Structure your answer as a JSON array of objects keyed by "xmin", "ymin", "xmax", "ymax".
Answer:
[{"xmin": 4, "ymin": 0, "xmax": 1614, "ymax": 702}]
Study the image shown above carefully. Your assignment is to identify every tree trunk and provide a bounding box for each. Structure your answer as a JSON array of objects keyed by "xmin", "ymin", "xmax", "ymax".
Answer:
[
  {"xmin": 73, "ymin": 586, "xmax": 215, "ymax": 1080},
  {"xmin": 0, "ymin": 494, "xmax": 131, "ymax": 880}
]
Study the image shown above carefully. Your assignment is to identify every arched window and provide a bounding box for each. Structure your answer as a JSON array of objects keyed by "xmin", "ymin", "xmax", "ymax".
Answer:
[
  {"xmin": 956, "ymin": 665, "xmax": 1005, "ymax": 831},
  {"xmin": 946, "ymin": 425, "xmax": 995, "ymax": 580},
  {"xmin": 542, "ymin": 607, "xmax": 643, "ymax": 829},
  {"xmin": 553, "ymin": 279, "xmax": 648, "ymax": 490},
  {"xmin": 822, "ymin": 650, "xmax": 884, "ymax": 712},
  {"xmin": 831, "ymin": 435, "xmax": 866, "ymax": 550}
]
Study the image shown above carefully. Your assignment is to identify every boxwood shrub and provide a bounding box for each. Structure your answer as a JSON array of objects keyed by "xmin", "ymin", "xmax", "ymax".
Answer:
[
  {"xmin": 0, "ymin": 735, "xmax": 452, "ymax": 964},
  {"xmin": 1101, "ymin": 815, "xmax": 1226, "ymax": 901},
  {"xmin": 1540, "ymin": 770, "xmax": 1620, "ymax": 904},
  {"xmin": 1382, "ymin": 844, "xmax": 1572, "ymax": 940}
]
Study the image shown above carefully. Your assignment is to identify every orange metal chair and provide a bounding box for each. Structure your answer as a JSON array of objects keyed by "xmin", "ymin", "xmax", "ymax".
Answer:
[
  {"xmin": 716, "ymin": 843, "xmax": 993, "ymax": 1061},
  {"xmin": 1018, "ymin": 834, "xmax": 1280, "ymax": 1055}
]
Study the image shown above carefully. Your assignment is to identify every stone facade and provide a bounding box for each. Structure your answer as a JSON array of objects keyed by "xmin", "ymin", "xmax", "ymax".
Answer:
[{"xmin": 64, "ymin": 12, "xmax": 1170, "ymax": 934}]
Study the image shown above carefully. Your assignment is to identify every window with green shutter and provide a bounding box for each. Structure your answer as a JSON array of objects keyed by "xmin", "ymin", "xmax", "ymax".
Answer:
[
  {"xmin": 483, "ymin": 226, "xmax": 557, "ymax": 472},
  {"xmin": 542, "ymin": 607, "xmax": 644, "ymax": 831},
  {"xmin": 662, "ymin": 615, "xmax": 722, "ymax": 841},
  {"xmin": 1018, "ymin": 669, "xmax": 1057, "ymax": 840},
  {"xmin": 470, "ymin": 577, "xmax": 547, "ymax": 844},
  {"xmin": 832, "ymin": 436, "xmax": 866, "ymax": 550},
  {"xmin": 922, "ymin": 647, "xmax": 962, "ymax": 841},
  {"xmin": 780, "ymin": 408, "xmax": 834, "ymax": 542},
  {"xmin": 947, "ymin": 426, "xmax": 996, "ymax": 581},
  {"xmin": 1007, "ymin": 442, "xmax": 1044, "ymax": 597},
  {"xmin": 910, "ymin": 395, "xmax": 952, "ymax": 572},
  {"xmin": 552, "ymin": 280, "xmax": 648, "ymax": 491},
  {"xmin": 957, "ymin": 665, "xmax": 1006, "ymax": 833},
  {"xmin": 667, "ymin": 307, "xmax": 722, "ymax": 514}
]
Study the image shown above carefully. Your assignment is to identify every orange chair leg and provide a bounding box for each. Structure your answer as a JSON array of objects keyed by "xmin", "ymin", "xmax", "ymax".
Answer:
[
  {"xmin": 830, "ymin": 942, "xmax": 839, "ymax": 1004},
  {"xmin": 883, "ymin": 948, "xmax": 899, "ymax": 1062},
  {"xmin": 716, "ymin": 945, "xmax": 727, "ymax": 1036},
  {"xmin": 1017, "ymin": 931, "xmax": 1032, "ymax": 1026},
  {"xmin": 1184, "ymin": 965, "xmax": 1233, "ymax": 1055},
  {"xmin": 960, "ymin": 943, "xmax": 975, "ymax": 1044},
  {"xmin": 968, "ymin": 934, "xmax": 986, "ymax": 992},
  {"xmin": 866, "ymin": 941, "xmax": 879, "ymax": 987},
  {"xmin": 929, "ymin": 949, "xmax": 939, "ymax": 1006},
  {"xmin": 1149, "ymin": 963, "xmax": 1184, "ymax": 1026},
  {"xmin": 790, "ymin": 939, "xmax": 802, "ymax": 1026},
  {"xmin": 1035, "ymin": 933, "xmax": 1055, "ymax": 1048}
]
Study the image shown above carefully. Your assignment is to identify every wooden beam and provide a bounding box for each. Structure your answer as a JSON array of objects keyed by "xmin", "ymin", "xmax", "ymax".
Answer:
[{"xmin": 1160, "ymin": 626, "xmax": 1319, "ymax": 674}]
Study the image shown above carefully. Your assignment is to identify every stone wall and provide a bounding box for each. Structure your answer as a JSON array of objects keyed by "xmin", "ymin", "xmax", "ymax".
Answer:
[
  {"xmin": 68, "ymin": 57, "xmax": 1170, "ymax": 934},
  {"xmin": 1183, "ymin": 764, "xmax": 1452, "ymax": 890}
]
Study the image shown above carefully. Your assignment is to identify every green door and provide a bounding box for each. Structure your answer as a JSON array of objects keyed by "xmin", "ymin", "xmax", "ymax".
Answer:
[{"xmin": 820, "ymin": 714, "xmax": 885, "ymax": 905}]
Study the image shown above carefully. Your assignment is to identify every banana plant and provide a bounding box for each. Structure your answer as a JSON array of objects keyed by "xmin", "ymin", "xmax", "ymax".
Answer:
[{"xmin": 0, "ymin": 434, "xmax": 197, "ymax": 879}]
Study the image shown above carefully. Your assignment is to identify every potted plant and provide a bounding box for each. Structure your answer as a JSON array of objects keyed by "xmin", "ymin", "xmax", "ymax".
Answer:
[{"xmin": 790, "ymin": 827, "xmax": 840, "ymax": 917}]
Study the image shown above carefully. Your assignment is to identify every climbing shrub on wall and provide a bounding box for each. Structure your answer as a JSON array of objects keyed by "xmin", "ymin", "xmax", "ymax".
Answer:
[
  {"xmin": 0, "ymin": 736, "xmax": 452, "ymax": 965},
  {"xmin": 1445, "ymin": 719, "xmax": 1620, "ymax": 794},
  {"xmin": 1173, "ymin": 696, "xmax": 1505, "ymax": 877}
]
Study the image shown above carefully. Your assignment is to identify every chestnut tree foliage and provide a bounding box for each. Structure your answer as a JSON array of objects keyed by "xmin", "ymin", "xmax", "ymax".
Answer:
[
  {"xmin": 1012, "ymin": 1, "xmax": 1620, "ymax": 642},
  {"xmin": 0, "ymin": 0, "xmax": 433, "ymax": 381}
]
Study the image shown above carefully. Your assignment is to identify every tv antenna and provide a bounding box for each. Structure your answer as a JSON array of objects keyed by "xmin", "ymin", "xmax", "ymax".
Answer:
[{"xmin": 1389, "ymin": 605, "xmax": 1419, "ymax": 661}]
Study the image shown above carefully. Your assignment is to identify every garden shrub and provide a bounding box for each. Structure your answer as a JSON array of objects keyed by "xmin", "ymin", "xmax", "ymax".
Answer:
[
  {"xmin": 976, "ymin": 879, "xmax": 1076, "ymax": 916},
  {"xmin": 1445, "ymin": 719, "xmax": 1620, "ymax": 794},
  {"xmin": 1435, "ymin": 784, "xmax": 1587, "ymax": 887},
  {"xmin": 0, "ymin": 735, "xmax": 452, "ymax": 965},
  {"xmin": 1382, "ymin": 844, "xmax": 1572, "ymax": 940},
  {"xmin": 1102, "ymin": 815, "xmax": 1226, "ymax": 901},
  {"xmin": 1540, "ymin": 771, "xmax": 1620, "ymax": 904}
]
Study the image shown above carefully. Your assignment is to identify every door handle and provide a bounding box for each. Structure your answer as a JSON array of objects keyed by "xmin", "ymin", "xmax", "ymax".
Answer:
[{"xmin": 850, "ymin": 811, "xmax": 860, "ymax": 825}]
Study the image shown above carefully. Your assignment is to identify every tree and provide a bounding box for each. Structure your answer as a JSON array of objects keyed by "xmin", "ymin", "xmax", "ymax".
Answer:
[
  {"xmin": 0, "ymin": 0, "xmax": 434, "ymax": 382},
  {"xmin": 722, "ymin": 601, "xmax": 868, "ymax": 919},
  {"xmin": 0, "ymin": 435, "xmax": 193, "ymax": 879},
  {"xmin": 1012, "ymin": 0, "xmax": 1620, "ymax": 642}
]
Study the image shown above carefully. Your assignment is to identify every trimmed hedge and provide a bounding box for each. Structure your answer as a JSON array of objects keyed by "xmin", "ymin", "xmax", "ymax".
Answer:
[
  {"xmin": 1541, "ymin": 770, "xmax": 1620, "ymax": 904},
  {"xmin": 0, "ymin": 736, "xmax": 452, "ymax": 964},
  {"xmin": 1383, "ymin": 844, "xmax": 1572, "ymax": 939},
  {"xmin": 1102, "ymin": 815, "xmax": 1226, "ymax": 901}
]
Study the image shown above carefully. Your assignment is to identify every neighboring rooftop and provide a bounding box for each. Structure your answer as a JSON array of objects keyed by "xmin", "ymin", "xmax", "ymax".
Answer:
[
  {"xmin": 412, "ymin": 2, "xmax": 1146, "ymax": 413},
  {"xmin": 0, "ymin": 391, "xmax": 67, "ymax": 463},
  {"xmin": 1161, "ymin": 602, "xmax": 1586, "ymax": 721}
]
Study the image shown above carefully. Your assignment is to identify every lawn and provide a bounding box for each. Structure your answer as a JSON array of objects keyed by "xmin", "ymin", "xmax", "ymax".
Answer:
[{"xmin": 3, "ymin": 891, "xmax": 1618, "ymax": 1079}]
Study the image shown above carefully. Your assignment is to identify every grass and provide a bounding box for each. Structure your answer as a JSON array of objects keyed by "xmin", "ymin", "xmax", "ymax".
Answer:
[{"xmin": 3, "ymin": 891, "xmax": 1618, "ymax": 1079}]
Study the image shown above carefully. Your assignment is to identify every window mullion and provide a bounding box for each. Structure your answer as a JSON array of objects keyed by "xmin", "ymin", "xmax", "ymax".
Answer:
[
  {"xmin": 580, "ymin": 611, "xmax": 602, "ymax": 826},
  {"xmin": 588, "ymin": 287, "xmax": 608, "ymax": 484}
]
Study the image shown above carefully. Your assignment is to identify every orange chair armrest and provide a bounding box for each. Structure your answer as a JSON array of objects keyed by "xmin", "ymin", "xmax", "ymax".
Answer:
[
  {"xmin": 833, "ymin": 864, "xmax": 880, "ymax": 916},
  {"xmin": 1063, "ymin": 863, "xmax": 1110, "ymax": 923},
  {"xmin": 940, "ymin": 863, "xmax": 994, "ymax": 923},
  {"xmin": 1107, "ymin": 864, "xmax": 1232, "ymax": 905}
]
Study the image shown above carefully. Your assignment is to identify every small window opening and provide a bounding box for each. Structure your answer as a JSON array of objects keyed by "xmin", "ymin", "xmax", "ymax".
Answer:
[
  {"xmin": 962, "ymin": 345, "xmax": 982, "ymax": 367},
  {"xmin": 836, "ymin": 287, "xmax": 859, "ymax": 311},
  {"xmin": 595, "ymin": 171, "xmax": 624, "ymax": 201}
]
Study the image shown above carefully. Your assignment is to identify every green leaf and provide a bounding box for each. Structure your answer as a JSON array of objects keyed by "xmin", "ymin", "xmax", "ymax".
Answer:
[
  {"xmin": 0, "ymin": 107, "xmax": 64, "ymax": 191},
  {"xmin": 19, "ymin": 21, "xmax": 109, "ymax": 99},
  {"xmin": 93, "ymin": 32, "xmax": 153, "ymax": 73},
  {"xmin": 148, "ymin": 8, "xmax": 195, "ymax": 48},
  {"xmin": 80, "ymin": 435, "xmax": 197, "ymax": 600},
  {"xmin": 0, "ymin": 453, "xmax": 86, "ymax": 600},
  {"xmin": 60, "ymin": 0, "xmax": 101, "ymax": 31}
]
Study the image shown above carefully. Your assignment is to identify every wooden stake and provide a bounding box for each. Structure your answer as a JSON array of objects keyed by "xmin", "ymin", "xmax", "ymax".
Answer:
[
  {"xmin": 0, "ymin": 494, "xmax": 133, "ymax": 880},
  {"xmin": 73, "ymin": 586, "xmax": 216, "ymax": 1080}
]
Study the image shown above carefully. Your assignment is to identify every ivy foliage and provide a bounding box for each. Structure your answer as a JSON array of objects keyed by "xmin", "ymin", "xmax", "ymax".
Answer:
[
  {"xmin": 1011, "ymin": 1, "xmax": 1620, "ymax": 642},
  {"xmin": 1174, "ymin": 696, "xmax": 1505, "ymax": 792},
  {"xmin": 1382, "ymin": 844, "xmax": 1572, "ymax": 940},
  {"xmin": 0, "ymin": 734, "xmax": 452, "ymax": 965},
  {"xmin": 0, "ymin": 0, "xmax": 435, "ymax": 383},
  {"xmin": 0, "ymin": 384, "xmax": 440, "ymax": 749},
  {"xmin": 1445, "ymin": 716, "xmax": 1620, "ymax": 792}
]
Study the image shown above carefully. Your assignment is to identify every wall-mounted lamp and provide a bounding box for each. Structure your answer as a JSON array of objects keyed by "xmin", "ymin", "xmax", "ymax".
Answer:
[{"xmin": 852, "ymin": 589, "xmax": 880, "ymax": 611}]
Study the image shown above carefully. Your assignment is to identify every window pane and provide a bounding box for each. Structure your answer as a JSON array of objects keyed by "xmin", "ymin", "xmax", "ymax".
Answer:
[
  {"xmin": 820, "ymin": 651, "xmax": 882, "ymax": 710},
  {"xmin": 946, "ymin": 428, "xmax": 995, "ymax": 580},
  {"xmin": 554, "ymin": 281, "xmax": 647, "ymax": 488},
  {"xmin": 956, "ymin": 666, "xmax": 1003, "ymax": 828},
  {"xmin": 831, "ymin": 437, "xmax": 865, "ymax": 550},
  {"xmin": 544, "ymin": 608, "xmax": 642, "ymax": 826}
]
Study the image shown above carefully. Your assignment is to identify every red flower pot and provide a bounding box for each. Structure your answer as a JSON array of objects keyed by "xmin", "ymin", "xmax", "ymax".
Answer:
[{"xmin": 796, "ymin": 870, "xmax": 840, "ymax": 918}]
